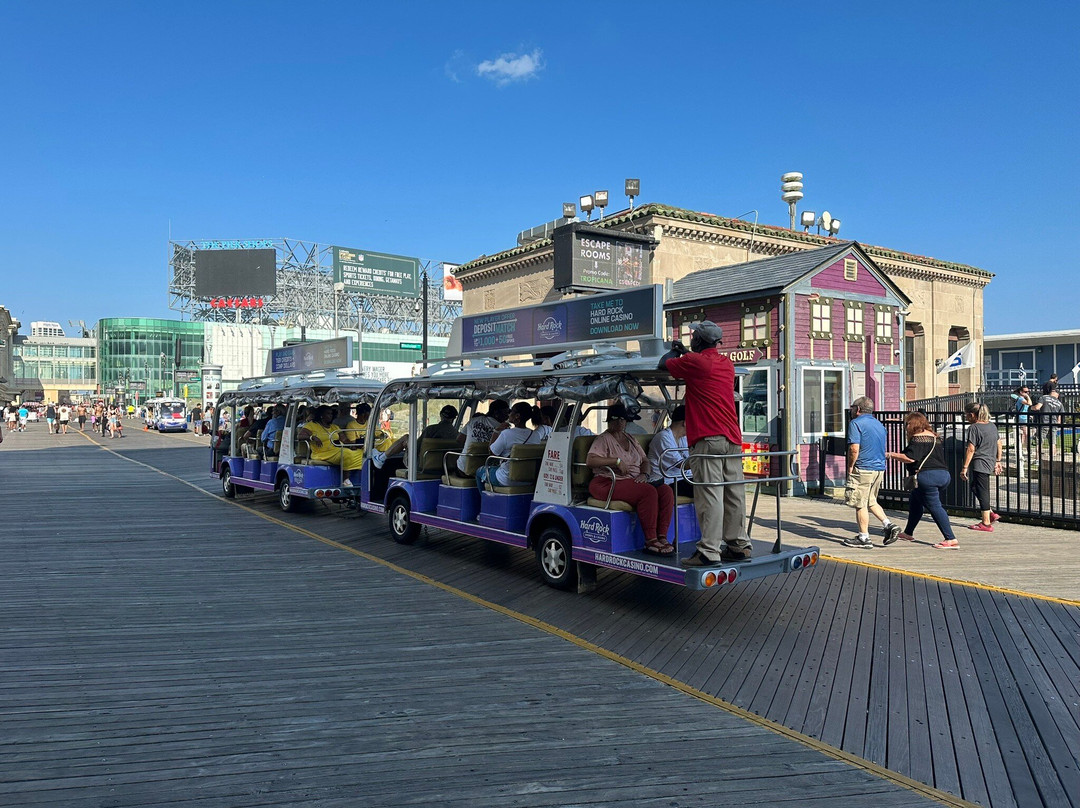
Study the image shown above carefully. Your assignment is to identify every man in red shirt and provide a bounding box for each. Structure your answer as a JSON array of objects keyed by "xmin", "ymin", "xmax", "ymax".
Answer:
[{"xmin": 661, "ymin": 320, "xmax": 751, "ymax": 565}]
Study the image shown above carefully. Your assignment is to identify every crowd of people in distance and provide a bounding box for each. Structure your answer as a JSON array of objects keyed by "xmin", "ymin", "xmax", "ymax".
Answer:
[{"xmin": 1, "ymin": 401, "xmax": 128, "ymax": 438}]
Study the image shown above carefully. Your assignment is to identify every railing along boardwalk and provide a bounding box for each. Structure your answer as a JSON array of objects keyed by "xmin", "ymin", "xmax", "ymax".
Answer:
[{"xmin": 0, "ymin": 427, "xmax": 944, "ymax": 808}]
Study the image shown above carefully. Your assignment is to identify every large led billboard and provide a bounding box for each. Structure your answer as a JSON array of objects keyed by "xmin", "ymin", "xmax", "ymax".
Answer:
[{"xmin": 194, "ymin": 248, "xmax": 277, "ymax": 297}]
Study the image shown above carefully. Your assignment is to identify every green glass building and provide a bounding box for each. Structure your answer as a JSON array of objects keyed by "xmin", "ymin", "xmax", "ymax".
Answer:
[{"xmin": 98, "ymin": 318, "xmax": 205, "ymax": 398}]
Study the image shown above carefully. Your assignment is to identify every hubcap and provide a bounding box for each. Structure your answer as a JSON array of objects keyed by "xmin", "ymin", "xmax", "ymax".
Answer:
[
  {"xmin": 392, "ymin": 506, "xmax": 408, "ymax": 535},
  {"xmin": 280, "ymin": 484, "xmax": 290, "ymax": 507},
  {"xmin": 222, "ymin": 471, "xmax": 231, "ymax": 493},
  {"xmin": 542, "ymin": 540, "xmax": 566, "ymax": 577}
]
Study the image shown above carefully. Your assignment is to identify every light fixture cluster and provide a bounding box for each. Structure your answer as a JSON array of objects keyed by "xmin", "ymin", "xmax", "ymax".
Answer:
[
  {"xmin": 566, "ymin": 179, "xmax": 640, "ymax": 222},
  {"xmin": 782, "ymin": 172, "xmax": 842, "ymax": 237}
]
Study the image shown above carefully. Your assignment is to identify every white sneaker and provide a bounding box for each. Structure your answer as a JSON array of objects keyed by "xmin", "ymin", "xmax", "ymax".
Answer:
[{"xmin": 371, "ymin": 450, "xmax": 386, "ymax": 469}]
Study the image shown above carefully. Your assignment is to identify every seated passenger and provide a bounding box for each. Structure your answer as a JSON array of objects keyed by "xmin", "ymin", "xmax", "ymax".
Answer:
[
  {"xmin": 562, "ymin": 405, "xmax": 594, "ymax": 437},
  {"xmin": 456, "ymin": 399, "xmax": 509, "ymax": 475},
  {"xmin": 586, "ymin": 404, "xmax": 674, "ymax": 556},
  {"xmin": 477, "ymin": 402, "xmax": 536, "ymax": 489},
  {"xmin": 234, "ymin": 406, "xmax": 256, "ymax": 444},
  {"xmin": 297, "ymin": 405, "xmax": 364, "ymax": 481},
  {"xmin": 333, "ymin": 403, "xmax": 367, "ymax": 447},
  {"xmin": 371, "ymin": 404, "xmax": 462, "ymax": 469},
  {"xmin": 647, "ymin": 405, "xmax": 694, "ymax": 498},
  {"xmin": 524, "ymin": 405, "xmax": 556, "ymax": 444},
  {"xmin": 260, "ymin": 404, "xmax": 287, "ymax": 457}
]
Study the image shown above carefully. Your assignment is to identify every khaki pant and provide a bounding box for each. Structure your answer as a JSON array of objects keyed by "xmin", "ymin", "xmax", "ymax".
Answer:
[{"xmin": 688, "ymin": 435, "xmax": 749, "ymax": 558}]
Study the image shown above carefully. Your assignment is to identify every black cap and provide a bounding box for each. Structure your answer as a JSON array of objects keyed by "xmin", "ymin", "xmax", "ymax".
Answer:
[
  {"xmin": 607, "ymin": 403, "xmax": 641, "ymax": 422},
  {"xmin": 670, "ymin": 404, "xmax": 686, "ymax": 422}
]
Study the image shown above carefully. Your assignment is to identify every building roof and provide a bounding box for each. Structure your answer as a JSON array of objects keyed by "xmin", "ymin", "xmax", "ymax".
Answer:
[
  {"xmin": 668, "ymin": 241, "xmax": 859, "ymax": 304},
  {"xmin": 985, "ymin": 329, "xmax": 1080, "ymax": 345},
  {"xmin": 454, "ymin": 203, "xmax": 993, "ymax": 279}
]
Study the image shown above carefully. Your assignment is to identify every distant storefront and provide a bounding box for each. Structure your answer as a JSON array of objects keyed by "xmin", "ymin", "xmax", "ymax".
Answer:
[{"xmin": 984, "ymin": 329, "xmax": 1080, "ymax": 388}]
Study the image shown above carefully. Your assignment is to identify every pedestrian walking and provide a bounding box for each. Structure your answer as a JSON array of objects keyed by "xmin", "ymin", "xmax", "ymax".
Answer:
[
  {"xmin": 4, "ymin": 405, "xmax": 15, "ymax": 433},
  {"xmin": 1011, "ymin": 384, "xmax": 1033, "ymax": 452},
  {"xmin": 660, "ymin": 320, "xmax": 753, "ymax": 566},
  {"xmin": 45, "ymin": 402, "xmax": 57, "ymax": 434},
  {"xmin": 17, "ymin": 404, "xmax": 28, "ymax": 432},
  {"xmin": 887, "ymin": 412, "xmax": 957, "ymax": 549},
  {"xmin": 58, "ymin": 403, "xmax": 71, "ymax": 434},
  {"xmin": 1031, "ymin": 383, "xmax": 1064, "ymax": 455},
  {"xmin": 77, "ymin": 402, "xmax": 87, "ymax": 431},
  {"xmin": 961, "ymin": 402, "xmax": 1002, "ymax": 531},
  {"xmin": 843, "ymin": 396, "xmax": 901, "ymax": 548}
]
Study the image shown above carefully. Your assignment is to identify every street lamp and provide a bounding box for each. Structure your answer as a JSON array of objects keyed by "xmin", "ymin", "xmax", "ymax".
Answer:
[
  {"xmin": 333, "ymin": 281, "xmax": 345, "ymax": 337},
  {"xmin": 413, "ymin": 271, "xmax": 430, "ymax": 369}
]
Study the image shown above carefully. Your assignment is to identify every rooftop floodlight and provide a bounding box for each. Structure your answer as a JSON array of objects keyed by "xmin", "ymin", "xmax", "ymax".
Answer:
[
  {"xmin": 625, "ymin": 178, "xmax": 640, "ymax": 209},
  {"xmin": 828, "ymin": 217, "xmax": 842, "ymax": 235},
  {"xmin": 579, "ymin": 194, "xmax": 595, "ymax": 220},
  {"xmin": 562, "ymin": 202, "xmax": 577, "ymax": 219},
  {"xmin": 594, "ymin": 190, "xmax": 609, "ymax": 220},
  {"xmin": 800, "ymin": 210, "xmax": 816, "ymax": 231}
]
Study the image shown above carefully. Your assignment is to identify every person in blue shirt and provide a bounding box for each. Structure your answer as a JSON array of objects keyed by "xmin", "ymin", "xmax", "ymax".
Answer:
[
  {"xmin": 843, "ymin": 396, "xmax": 900, "ymax": 549},
  {"xmin": 647, "ymin": 405, "xmax": 694, "ymax": 497},
  {"xmin": 260, "ymin": 404, "xmax": 287, "ymax": 458}
]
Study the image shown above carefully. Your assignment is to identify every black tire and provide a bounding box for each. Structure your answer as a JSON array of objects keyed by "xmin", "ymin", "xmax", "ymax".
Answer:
[
  {"xmin": 387, "ymin": 494, "xmax": 419, "ymax": 544},
  {"xmin": 221, "ymin": 466, "xmax": 236, "ymax": 498},
  {"xmin": 278, "ymin": 477, "xmax": 301, "ymax": 513},
  {"xmin": 536, "ymin": 526, "xmax": 577, "ymax": 590}
]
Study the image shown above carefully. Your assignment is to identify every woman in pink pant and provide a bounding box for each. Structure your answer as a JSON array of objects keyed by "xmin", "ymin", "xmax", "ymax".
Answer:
[{"xmin": 587, "ymin": 404, "xmax": 674, "ymax": 555}]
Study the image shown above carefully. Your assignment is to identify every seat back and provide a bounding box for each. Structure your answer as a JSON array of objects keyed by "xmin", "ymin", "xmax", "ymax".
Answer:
[
  {"xmin": 449, "ymin": 442, "xmax": 490, "ymax": 477},
  {"xmin": 294, "ymin": 439, "xmax": 310, "ymax": 463},
  {"xmin": 417, "ymin": 438, "xmax": 460, "ymax": 475},
  {"xmin": 507, "ymin": 443, "xmax": 545, "ymax": 484},
  {"xmin": 570, "ymin": 435, "xmax": 597, "ymax": 491},
  {"xmin": 633, "ymin": 433, "xmax": 653, "ymax": 454}
]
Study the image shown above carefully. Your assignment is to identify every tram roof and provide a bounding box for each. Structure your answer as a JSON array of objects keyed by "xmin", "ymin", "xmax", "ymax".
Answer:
[{"xmin": 220, "ymin": 369, "xmax": 384, "ymax": 407}]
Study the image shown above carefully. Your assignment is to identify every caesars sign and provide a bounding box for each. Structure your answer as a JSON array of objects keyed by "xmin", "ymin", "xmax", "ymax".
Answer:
[
  {"xmin": 552, "ymin": 223, "xmax": 655, "ymax": 293},
  {"xmin": 332, "ymin": 246, "xmax": 419, "ymax": 297}
]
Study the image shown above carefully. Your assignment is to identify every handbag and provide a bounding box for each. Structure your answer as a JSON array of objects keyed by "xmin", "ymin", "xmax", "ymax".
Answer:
[{"xmin": 904, "ymin": 437, "xmax": 936, "ymax": 491}]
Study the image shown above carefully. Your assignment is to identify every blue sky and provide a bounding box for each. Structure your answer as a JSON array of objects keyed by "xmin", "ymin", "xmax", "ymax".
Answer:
[{"xmin": 1, "ymin": 1, "xmax": 1076, "ymax": 336}]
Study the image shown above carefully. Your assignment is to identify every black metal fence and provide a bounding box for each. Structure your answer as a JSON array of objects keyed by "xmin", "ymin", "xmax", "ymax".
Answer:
[
  {"xmin": 874, "ymin": 409, "xmax": 1080, "ymax": 529},
  {"xmin": 909, "ymin": 384, "xmax": 1080, "ymax": 414}
]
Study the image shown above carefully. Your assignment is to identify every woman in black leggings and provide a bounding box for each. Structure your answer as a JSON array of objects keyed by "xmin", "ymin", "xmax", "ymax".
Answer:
[{"xmin": 961, "ymin": 402, "xmax": 1002, "ymax": 531}]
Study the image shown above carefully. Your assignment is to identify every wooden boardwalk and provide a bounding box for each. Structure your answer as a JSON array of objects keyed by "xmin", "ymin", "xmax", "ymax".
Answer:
[{"xmin": 0, "ymin": 426, "xmax": 943, "ymax": 807}]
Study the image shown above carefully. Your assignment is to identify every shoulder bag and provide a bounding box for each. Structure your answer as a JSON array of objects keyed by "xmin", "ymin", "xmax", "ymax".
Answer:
[{"xmin": 904, "ymin": 438, "xmax": 936, "ymax": 491}]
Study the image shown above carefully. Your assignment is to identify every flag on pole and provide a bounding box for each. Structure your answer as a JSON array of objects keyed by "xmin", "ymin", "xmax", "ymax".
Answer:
[
  {"xmin": 1071, "ymin": 361, "xmax": 1080, "ymax": 383},
  {"xmin": 937, "ymin": 341, "xmax": 977, "ymax": 374}
]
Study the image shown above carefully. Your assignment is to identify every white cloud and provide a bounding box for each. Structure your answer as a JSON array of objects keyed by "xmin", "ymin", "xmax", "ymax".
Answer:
[{"xmin": 476, "ymin": 49, "xmax": 544, "ymax": 87}]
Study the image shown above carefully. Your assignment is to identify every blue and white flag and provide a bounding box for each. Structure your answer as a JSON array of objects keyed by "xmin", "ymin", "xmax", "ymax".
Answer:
[{"xmin": 937, "ymin": 341, "xmax": 977, "ymax": 374}]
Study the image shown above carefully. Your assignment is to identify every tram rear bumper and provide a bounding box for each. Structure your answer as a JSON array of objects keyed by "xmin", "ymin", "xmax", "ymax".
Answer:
[{"xmin": 684, "ymin": 546, "xmax": 820, "ymax": 590}]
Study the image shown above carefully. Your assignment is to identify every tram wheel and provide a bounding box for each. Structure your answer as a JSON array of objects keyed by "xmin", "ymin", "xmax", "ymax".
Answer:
[
  {"xmin": 278, "ymin": 478, "xmax": 301, "ymax": 513},
  {"xmin": 387, "ymin": 495, "xmax": 419, "ymax": 544},
  {"xmin": 536, "ymin": 526, "xmax": 577, "ymax": 591},
  {"xmin": 221, "ymin": 467, "xmax": 236, "ymax": 498}
]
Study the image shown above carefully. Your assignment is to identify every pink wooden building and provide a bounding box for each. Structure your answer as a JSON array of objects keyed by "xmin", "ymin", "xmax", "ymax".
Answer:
[{"xmin": 666, "ymin": 241, "xmax": 911, "ymax": 495}]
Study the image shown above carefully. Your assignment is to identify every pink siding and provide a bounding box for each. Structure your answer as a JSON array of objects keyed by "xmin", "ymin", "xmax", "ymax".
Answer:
[
  {"xmin": 881, "ymin": 372, "xmax": 902, "ymax": 410},
  {"xmin": 799, "ymin": 443, "xmax": 846, "ymax": 487},
  {"xmin": 811, "ymin": 254, "xmax": 888, "ymax": 297},
  {"xmin": 672, "ymin": 299, "xmax": 780, "ymax": 359}
]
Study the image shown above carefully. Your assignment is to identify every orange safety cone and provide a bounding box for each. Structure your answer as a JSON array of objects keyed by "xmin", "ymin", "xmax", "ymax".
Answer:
[{"xmin": 143, "ymin": 424, "xmax": 149, "ymax": 431}]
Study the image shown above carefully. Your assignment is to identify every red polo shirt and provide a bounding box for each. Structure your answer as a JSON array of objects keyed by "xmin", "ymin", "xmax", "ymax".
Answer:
[{"xmin": 665, "ymin": 349, "xmax": 742, "ymax": 447}]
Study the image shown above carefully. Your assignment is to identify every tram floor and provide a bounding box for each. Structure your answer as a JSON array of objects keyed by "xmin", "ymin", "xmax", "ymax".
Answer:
[{"xmin": 1, "ymin": 426, "xmax": 1077, "ymax": 807}]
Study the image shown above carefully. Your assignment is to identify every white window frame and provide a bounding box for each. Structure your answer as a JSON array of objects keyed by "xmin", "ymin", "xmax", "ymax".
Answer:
[
  {"xmin": 844, "ymin": 304, "xmax": 864, "ymax": 341},
  {"xmin": 875, "ymin": 308, "xmax": 893, "ymax": 343},
  {"xmin": 810, "ymin": 299, "xmax": 831, "ymax": 339},
  {"xmin": 800, "ymin": 366, "xmax": 847, "ymax": 440},
  {"xmin": 742, "ymin": 311, "xmax": 768, "ymax": 343}
]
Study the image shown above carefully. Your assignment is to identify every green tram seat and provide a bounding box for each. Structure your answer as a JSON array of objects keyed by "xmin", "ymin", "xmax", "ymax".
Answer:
[
  {"xmin": 394, "ymin": 438, "xmax": 461, "ymax": 480},
  {"xmin": 441, "ymin": 442, "xmax": 490, "ymax": 488},
  {"xmin": 487, "ymin": 443, "xmax": 545, "ymax": 494}
]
